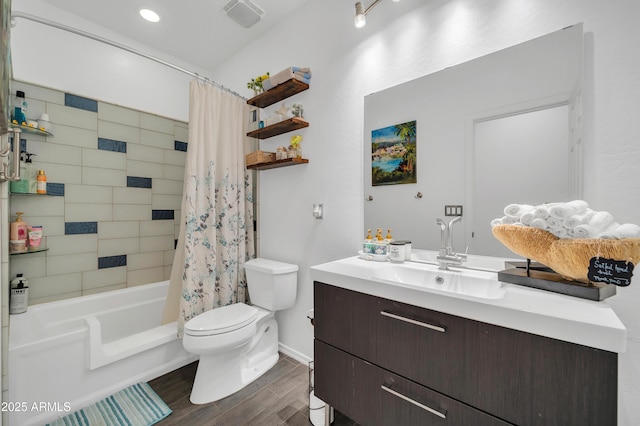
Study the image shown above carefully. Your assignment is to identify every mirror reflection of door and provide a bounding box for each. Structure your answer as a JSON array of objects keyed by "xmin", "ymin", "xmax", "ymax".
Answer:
[{"xmin": 471, "ymin": 104, "xmax": 571, "ymax": 257}]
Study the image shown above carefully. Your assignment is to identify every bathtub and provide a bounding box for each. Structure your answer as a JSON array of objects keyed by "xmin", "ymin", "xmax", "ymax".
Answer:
[{"xmin": 8, "ymin": 280, "xmax": 196, "ymax": 426}]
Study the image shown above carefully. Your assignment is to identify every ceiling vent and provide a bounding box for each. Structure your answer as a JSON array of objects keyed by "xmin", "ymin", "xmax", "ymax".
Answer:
[{"xmin": 223, "ymin": 0, "xmax": 265, "ymax": 28}]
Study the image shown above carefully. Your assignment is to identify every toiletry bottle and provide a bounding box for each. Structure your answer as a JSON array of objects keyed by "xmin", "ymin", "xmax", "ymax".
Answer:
[
  {"xmin": 24, "ymin": 153, "xmax": 37, "ymax": 194},
  {"xmin": 12, "ymin": 90, "xmax": 27, "ymax": 125},
  {"xmin": 385, "ymin": 228, "xmax": 394, "ymax": 242},
  {"xmin": 363, "ymin": 229, "xmax": 374, "ymax": 254},
  {"xmin": 10, "ymin": 274, "xmax": 29, "ymax": 315},
  {"xmin": 10, "ymin": 212, "xmax": 28, "ymax": 241},
  {"xmin": 37, "ymin": 169, "xmax": 47, "ymax": 194}
]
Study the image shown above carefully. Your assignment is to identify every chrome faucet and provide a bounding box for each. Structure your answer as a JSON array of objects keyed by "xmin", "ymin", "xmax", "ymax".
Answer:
[{"xmin": 436, "ymin": 216, "xmax": 467, "ymax": 270}]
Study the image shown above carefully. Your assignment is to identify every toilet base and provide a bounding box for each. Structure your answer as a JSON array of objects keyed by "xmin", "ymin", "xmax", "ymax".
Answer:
[{"xmin": 189, "ymin": 316, "xmax": 279, "ymax": 404}]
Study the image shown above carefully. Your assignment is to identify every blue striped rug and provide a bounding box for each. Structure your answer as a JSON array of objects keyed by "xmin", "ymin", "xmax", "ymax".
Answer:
[{"xmin": 46, "ymin": 382, "xmax": 172, "ymax": 426}]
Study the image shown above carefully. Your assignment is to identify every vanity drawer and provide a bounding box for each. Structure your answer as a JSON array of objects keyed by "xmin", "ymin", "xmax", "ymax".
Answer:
[
  {"xmin": 314, "ymin": 282, "xmax": 618, "ymax": 426},
  {"xmin": 315, "ymin": 340, "xmax": 513, "ymax": 426}
]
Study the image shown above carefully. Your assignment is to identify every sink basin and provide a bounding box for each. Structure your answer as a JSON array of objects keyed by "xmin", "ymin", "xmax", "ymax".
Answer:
[{"xmin": 370, "ymin": 262, "xmax": 507, "ymax": 299}]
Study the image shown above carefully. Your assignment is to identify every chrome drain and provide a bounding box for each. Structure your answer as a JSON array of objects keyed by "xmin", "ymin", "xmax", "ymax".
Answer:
[{"xmin": 435, "ymin": 275, "xmax": 445, "ymax": 285}]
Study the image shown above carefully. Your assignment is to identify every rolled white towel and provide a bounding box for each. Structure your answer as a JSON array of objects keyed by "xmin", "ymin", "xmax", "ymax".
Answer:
[
  {"xmin": 563, "ymin": 210, "xmax": 595, "ymax": 229},
  {"xmin": 546, "ymin": 217, "xmax": 563, "ymax": 230},
  {"xmin": 503, "ymin": 204, "xmax": 535, "ymax": 217},
  {"xmin": 520, "ymin": 212, "xmax": 535, "ymax": 226},
  {"xmin": 551, "ymin": 227, "xmax": 568, "ymax": 238},
  {"xmin": 490, "ymin": 218, "xmax": 503, "ymax": 228},
  {"xmin": 530, "ymin": 218, "xmax": 548, "ymax": 230},
  {"xmin": 500, "ymin": 215, "xmax": 518, "ymax": 225},
  {"xmin": 574, "ymin": 212, "xmax": 614, "ymax": 238},
  {"xmin": 598, "ymin": 222, "xmax": 622, "ymax": 239},
  {"xmin": 549, "ymin": 200, "xmax": 589, "ymax": 219},
  {"xmin": 599, "ymin": 223, "xmax": 640, "ymax": 239}
]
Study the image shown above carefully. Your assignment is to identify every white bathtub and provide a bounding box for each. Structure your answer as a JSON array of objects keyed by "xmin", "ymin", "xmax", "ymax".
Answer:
[{"xmin": 8, "ymin": 280, "xmax": 196, "ymax": 426}]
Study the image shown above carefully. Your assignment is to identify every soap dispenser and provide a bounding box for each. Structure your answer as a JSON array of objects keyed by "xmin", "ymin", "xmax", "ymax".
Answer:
[
  {"xmin": 24, "ymin": 152, "xmax": 37, "ymax": 193},
  {"xmin": 9, "ymin": 152, "xmax": 28, "ymax": 193},
  {"xmin": 10, "ymin": 212, "xmax": 28, "ymax": 241}
]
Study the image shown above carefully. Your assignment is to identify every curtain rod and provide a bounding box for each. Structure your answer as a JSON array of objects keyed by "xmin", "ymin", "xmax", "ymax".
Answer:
[{"xmin": 11, "ymin": 11, "xmax": 246, "ymax": 100}]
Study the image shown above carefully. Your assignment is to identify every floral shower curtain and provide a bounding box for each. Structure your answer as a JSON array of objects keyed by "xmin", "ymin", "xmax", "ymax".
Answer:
[{"xmin": 162, "ymin": 79, "xmax": 255, "ymax": 336}]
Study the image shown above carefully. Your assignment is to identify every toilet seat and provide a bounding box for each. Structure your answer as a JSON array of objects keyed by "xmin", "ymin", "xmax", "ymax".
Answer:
[{"xmin": 184, "ymin": 303, "xmax": 259, "ymax": 337}]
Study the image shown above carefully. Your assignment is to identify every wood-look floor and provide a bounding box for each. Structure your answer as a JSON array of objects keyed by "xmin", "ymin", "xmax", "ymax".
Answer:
[{"xmin": 149, "ymin": 353, "xmax": 357, "ymax": 426}]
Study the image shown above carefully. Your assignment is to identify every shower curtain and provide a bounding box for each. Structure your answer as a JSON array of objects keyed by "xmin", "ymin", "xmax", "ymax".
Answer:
[{"xmin": 162, "ymin": 79, "xmax": 255, "ymax": 336}]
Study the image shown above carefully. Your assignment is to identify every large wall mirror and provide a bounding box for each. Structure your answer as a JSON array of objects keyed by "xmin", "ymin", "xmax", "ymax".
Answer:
[{"xmin": 364, "ymin": 24, "xmax": 584, "ymax": 258}]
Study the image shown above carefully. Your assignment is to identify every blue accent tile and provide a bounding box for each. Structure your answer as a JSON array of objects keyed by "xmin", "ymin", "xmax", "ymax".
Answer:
[
  {"xmin": 98, "ymin": 255, "xmax": 127, "ymax": 269},
  {"xmin": 152, "ymin": 210, "xmax": 175, "ymax": 220},
  {"xmin": 46, "ymin": 183, "xmax": 65, "ymax": 196},
  {"xmin": 98, "ymin": 138, "xmax": 127, "ymax": 153},
  {"xmin": 174, "ymin": 141, "xmax": 188, "ymax": 152},
  {"xmin": 65, "ymin": 222, "xmax": 98, "ymax": 235},
  {"xmin": 127, "ymin": 176, "xmax": 152, "ymax": 188},
  {"xmin": 65, "ymin": 93, "xmax": 98, "ymax": 112},
  {"xmin": 9, "ymin": 137, "xmax": 27, "ymax": 153}
]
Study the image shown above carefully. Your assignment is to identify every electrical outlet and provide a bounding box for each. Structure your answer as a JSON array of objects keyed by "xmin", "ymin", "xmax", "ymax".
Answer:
[{"xmin": 444, "ymin": 205, "xmax": 463, "ymax": 216}]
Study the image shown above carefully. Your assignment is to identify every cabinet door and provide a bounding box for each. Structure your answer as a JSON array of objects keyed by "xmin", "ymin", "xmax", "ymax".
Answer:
[{"xmin": 315, "ymin": 340, "xmax": 513, "ymax": 426}]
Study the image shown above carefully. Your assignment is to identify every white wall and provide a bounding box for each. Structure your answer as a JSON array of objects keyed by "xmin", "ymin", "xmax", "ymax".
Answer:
[{"xmin": 7, "ymin": 0, "xmax": 640, "ymax": 423}]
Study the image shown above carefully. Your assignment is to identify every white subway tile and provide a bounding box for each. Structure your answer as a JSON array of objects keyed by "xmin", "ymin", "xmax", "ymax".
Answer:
[
  {"xmin": 98, "ymin": 120, "xmax": 139, "ymax": 144},
  {"xmin": 21, "ymin": 216, "xmax": 65, "ymax": 236},
  {"xmin": 14, "ymin": 81, "xmax": 65, "ymax": 105},
  {"xmin": 127, "ymin": 160, "xmax": 164, "ymax": 179},
  {"xmin": 164, "ymin": 265, "xmax": 172, "ymax": 280},
  {"xmin": 29, "ymin": 272, "xmax": 82, "ymax": 299},
  {"xmin": 48, "ymin": 104, "xmax": 97, "ymax": 131},
  {"xmin": 140, "ymin": 220, "xmax": 174, "ymax": 237},
  {"xmin": 35, "ymin": 163, "xmax": 82, "ymax": 184},
  {"xmin": 140, "ymin": 235, "xmax": 174, "ymax": 252},
  {"xmin": 113, "ymin": 204, "xmax": 150, "ymax": 221},
  {"xmin": 127, "ymin": 143, "xmax": 164, "ymax": 163},
  {"xmin": 164, "ymin": 165, "xmax": 185, "ymax": 180},
  {"xmin": 82, "ymin": 167, "xmax": 126, "ymax": 187},
  {"xmin": 152, "ymin": 179, "xmax": 184, "ymax": 195},
  {"xmin": 127, "ymin": 251, "xmax": 163, "ymax": 271},
  {"xmin": 140, "ymin": 113, "xmax": 174, "ymax": 134},
  {"xmin": 98, "ymin": 221, "xmax": 139, "ymax": 239},
  {"xmin": 82, "ymin": 267, "xmax": 127, "ymax": 290},
  {"xmin": 47, "ymin": 253, "xmax": 97, "ymax": 275},
  {"xmin": 152, "ymin": 194, "xmax": 182, "ymax": 210},
  {"xmin": 48, "ymin": 234, "xmax": 98, "ymax": 256},
  {"xmin": 65, "ymin": 184, "xmax": 112, "ymax": 204},
  {"xmin": 10, "ymin": 196, "xmax": 65, "ymax": 217},
  {"xmin": 53, "ymin": 125, "xmax": 98, "ymax": 149},
  {"xmin": 65, "ymin": 203, "xmax": 112, "ymax": 222},
  {"xmin": 27, "ymin": 140, "xmax": 82, "ymax": 165},
  {"xmin": 127, "ymin": 267, "xmax": 164, "ymax": 287},
  {"xmin": 10, "ymin": 253, "xmax": 46, "ymax": 278},
  {"xmin": 140, "ymin": 129, "xmax": 174, "ymax": 150},
  {"xmin": 98, "ymin": 237, "xmax": 139, "ymax": 257},
  {"xmin": 174, "ymin": 122, "xmax": 188, "ymax": 141},
  {"xmin": 98, "ymin": 102, "xmax": 140, "ymax": 127},
  {"xmin": 83, "ymin": 148, "xmax": 127, "ymax": 169},
  {"xmin": 113, "ymin": 187, "xmax": 152, "ymax": 205},
  {"xmin": 164, "ymin": 249, "xmax": 176, "ymax": 265},
  {"xmin": 163, "ymin": 149, "xmax": 187, "ymax": 166}
]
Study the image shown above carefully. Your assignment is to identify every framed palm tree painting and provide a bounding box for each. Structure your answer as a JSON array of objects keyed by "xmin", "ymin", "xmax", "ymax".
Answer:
[{"xmin": 371, "ymin": 120, "xmax": 417, "ymax": 186}]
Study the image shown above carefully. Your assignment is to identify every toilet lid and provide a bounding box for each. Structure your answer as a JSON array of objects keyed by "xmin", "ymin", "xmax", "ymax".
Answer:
[{"xmin": 184, "ymin": 303, "xmax": 259, "ymax": 336}]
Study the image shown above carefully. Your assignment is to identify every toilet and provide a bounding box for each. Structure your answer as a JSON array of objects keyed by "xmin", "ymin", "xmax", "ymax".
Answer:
[{"xmin": 182, "ymin": 258, "xmax": 298, "ymax": 404}]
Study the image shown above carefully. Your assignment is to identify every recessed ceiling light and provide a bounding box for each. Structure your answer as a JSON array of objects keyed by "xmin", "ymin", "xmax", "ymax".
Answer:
[{"xmin": 139, "ymin": 8, "xmax": 160, "ymax": 23}]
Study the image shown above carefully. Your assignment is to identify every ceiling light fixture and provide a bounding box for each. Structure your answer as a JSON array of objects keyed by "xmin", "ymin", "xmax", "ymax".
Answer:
[
  {"xmin": 139, "ymin": 8, "xmax": 160, "ymax": 23},
  {"xmin": 354, "ymin": 0, "xmax": 399, "ymax": 29}
]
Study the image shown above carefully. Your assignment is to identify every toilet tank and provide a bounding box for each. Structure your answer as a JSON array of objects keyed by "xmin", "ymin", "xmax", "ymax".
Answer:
[{"xmin": 244, "ymin": 258, "xmax": 298, "ymax": 311}]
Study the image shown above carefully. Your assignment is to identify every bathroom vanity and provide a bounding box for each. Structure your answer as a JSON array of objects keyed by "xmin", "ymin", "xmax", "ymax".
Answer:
[{"xmin": 310, "ymin": 256, "xmax": 626, "ymax": 425}]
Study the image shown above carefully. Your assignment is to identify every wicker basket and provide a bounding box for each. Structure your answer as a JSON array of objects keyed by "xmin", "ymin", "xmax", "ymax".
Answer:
[
  {"xmin": 492, "ymin": 224, "xmax": 640, "ymax": 283},
  {"xmin": 246, "ymin": 150, "xmax": 275, "ymax": 167}
]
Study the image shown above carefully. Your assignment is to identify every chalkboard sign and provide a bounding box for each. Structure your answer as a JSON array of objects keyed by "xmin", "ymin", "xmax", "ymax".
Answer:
[{"xmin": 588, "ymin": 257, "xmax": 634, "ymax": 287}]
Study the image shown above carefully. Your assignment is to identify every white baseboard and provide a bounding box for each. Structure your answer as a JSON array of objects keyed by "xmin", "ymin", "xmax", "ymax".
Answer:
[{"xmin": 278, "ymin": 342, "xmax": 312, "ymax": 365}]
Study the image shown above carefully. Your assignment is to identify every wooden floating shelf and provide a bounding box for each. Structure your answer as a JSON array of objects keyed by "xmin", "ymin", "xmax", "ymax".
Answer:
[
  {"xmin": 247, "ymin": 78, "xmax": 309, "ymax": 108},
  {"xmin": 246, "ymin": 158, "xmax": 309, "ymax": 170},
  {"xmin": 246, "ymin": 117, "xmax": 309, "ymax": 140}
]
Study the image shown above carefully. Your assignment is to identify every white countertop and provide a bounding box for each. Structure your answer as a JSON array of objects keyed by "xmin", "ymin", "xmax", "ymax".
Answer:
[{"xmin": 310, "ymin": 255, "xmax": 627, "ymax": 353}]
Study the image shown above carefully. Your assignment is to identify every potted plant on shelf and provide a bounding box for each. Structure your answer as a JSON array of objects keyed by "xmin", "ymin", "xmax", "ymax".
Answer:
[{"xmin": 247, "ymin": 72, "xmax": 270, "ymax": 95}]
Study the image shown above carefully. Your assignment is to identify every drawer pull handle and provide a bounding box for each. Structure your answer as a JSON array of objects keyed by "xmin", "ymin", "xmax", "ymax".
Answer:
[
  {"xmin": 381, "ymin": 385, "xmax": 447, "ymax": 419},
  {"xmin": 380, "ymin": 311, "xmax": 446, "ymax": 333}
]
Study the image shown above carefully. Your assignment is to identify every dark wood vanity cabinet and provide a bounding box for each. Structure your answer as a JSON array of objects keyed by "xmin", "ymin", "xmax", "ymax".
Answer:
[{"xmin": 314, "ymin": 282, "xmax": 618, "ymax": 426}]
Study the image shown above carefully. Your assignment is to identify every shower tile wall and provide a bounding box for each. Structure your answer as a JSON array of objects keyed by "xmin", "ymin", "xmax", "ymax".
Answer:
[{"xmin": 8, "ymin": 81, "xmax": 187, "ymax": 305}]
